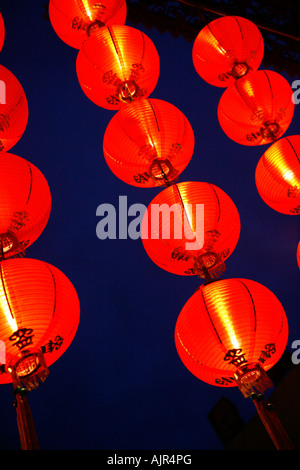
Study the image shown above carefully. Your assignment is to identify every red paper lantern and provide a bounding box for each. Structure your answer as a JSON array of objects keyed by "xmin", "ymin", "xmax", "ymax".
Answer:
[
  {"xmin": 192, "ymin": 16, "xmax": 264, "ymax": 87},
  {"xmin": 0, "ymin": 152, "xmax": 51, "ymax": 258},
  {"xmin": 175, "ymin": 278, "xmax": 288, "ymax": 395},
  {"xmin": 76, "ymin": 24, "xmax": 160, "ymax": 110},
  {"xmin": 0, "ymin": 12, "xmax": 5, "ymax": 52},
  {"xmin": 49, "ymin": 0, "xmax": 127, "ymax": 49},
  {"xmin": 255, "ymin": 135, "xmax": 300, "ymax": 215},
  {"xmin": 0, "ymin": 258, "xmax": 80, "ymax": 389},
  {"xmin": 103, "ymin": 98, "xmax": 195, "ymax": 187},
  {"xmin": 0, "ymin": 65, "xmax": 29, "ymax": 152},
  {"xmin": 141, "ymin": 182, "xmax": 240, "ymax": 278},
  {"xmin": 218, "ymin": 70, "xmax": 294, "ymax": 146},
  {"xmin": 297, "ymin": 242, "xmax": 300, "ymax": 270}
]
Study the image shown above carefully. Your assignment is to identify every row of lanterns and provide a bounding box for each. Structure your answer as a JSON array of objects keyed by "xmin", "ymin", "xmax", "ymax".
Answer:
[
  {"xmin": 0, "ymin": 11, "xmax": 80, "ymax": 449},
  {"xmin": 47, "ymin": 0, "xmax": 299, "ymax": 449}
]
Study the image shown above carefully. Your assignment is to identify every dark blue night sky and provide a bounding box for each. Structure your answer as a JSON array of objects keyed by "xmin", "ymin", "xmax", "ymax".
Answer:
[{"xmin": 0, "ymin": 0, "xmax": 299, "ymax": 452}]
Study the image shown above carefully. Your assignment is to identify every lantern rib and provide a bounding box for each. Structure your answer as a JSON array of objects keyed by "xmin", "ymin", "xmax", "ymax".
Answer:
[
  {"xmin": 208, "ymin": 183, "xmax": 221, "ymax": 222},
  {"xmin": 206, "ymin": 23, "xmax": 227, "ymax": 55},
  {"xmin": 238, "ymin": 280, "xmax": 257, "ymax": 331},
  {"xmin": 286, "ymin": 137, "xmax": 300, "ymax": 164},
  {"xmin": 233, "ymin": 17, "xmax": 244, "ymax": 40},
  {"xmin": 45, "ymin": 264, "xmax": 57, "ymax": 318},
  {"xmin": 25, "ymin": 161, "xmax": 33, "ymax": 205},
  {"xmin": 200, "ymin": 286, "xmax": 223, "ymax": 345},
  {"xmin": 106, "ymin": 26, "xmax": 125, "ymax": 73},
  {"xmin": 148, "ymin": 100, "xmax": 160, "ymax": 132},
  {"xmin": 263, "ymin": 70, "xmax": 274, "ymax": 99},
  {"xmin": 140, "ymin": 30, "xmax": 145, "ymax": 62}
]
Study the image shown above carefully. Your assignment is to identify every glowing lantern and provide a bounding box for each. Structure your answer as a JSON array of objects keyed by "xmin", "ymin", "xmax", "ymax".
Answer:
[
  {"xmin": 0, "ymin": 152, "xmax": 51, "ymax": 258},
  {"xmin": 192, "ymin": 16, "xmax": 264, "ymax": 87},
  {"xmin": 103, "ymin": 98, "xmax": 195, "ymax": 187},
  {"xmin": 49, "ymin": 0, "xmax": 127, "ymax": 49},
  {"xmin": 217, "ymin": 70, "xmax": 294, "ymax": 146},
  {"xmin": 297, "ymin": 242, "xmax": 300, "ymax": 270},
  {"xmin": 0, "ymin": 258, "xmax": 80, "ymax": 388},
  {"xmin": 0, "ymin": 65, "xmax": 29, "ymax": 152},
  {"xmin": 76, "ymin": 24, "xmax": 160, "ymax": 110},
  {"xmin": 175, "ymin": 278, "xmax": 293, "ymax": 450},
  {"xmin": 255, "ymin": 135, "xmax": 300, "ymax": 215},
  {"xmin": 141, "ymin": 182, "xmax": 240, "ymax": 279},
  {"xmin": 0, "ymin": 12, "xmax": 5, "ymax": 52},
  {"xmin": 175, "ymin": 278, "xmax": 288, "ymax": 390},
  {"xmin": 0, "ymin": 258, "xmax": 80, "ymax": 449}
]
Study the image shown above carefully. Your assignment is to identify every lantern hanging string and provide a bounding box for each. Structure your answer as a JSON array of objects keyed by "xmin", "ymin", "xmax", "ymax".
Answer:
[{"xmin": 176, "ymin": 0, "xmax": 300, "ymax": 41}]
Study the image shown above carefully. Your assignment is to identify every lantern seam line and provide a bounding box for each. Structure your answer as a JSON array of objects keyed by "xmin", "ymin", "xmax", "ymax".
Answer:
[
  {"xmin": 45, "ymin": 264, "xmax": 57, "ymax": 318},
  {"xmin": 107, "ymin": 26, "xmax": 125, "ymax": 73},
  {"xmin": 140, "ymin": 30, "xmax": 145, "ymax": 62},
  {"xmin": 238, "ymin": 280, "xmax": 257, "ymax": 332},
  {"xmin": 148, "ymin": 100, "xmax": 160, "ymax": 132},
  {"xmin": 263, "ymin": 70, "xmax": 274, "ymax": 100},
  {"xmin": 286, "ymin": 137, "xmax": 300, "ymax": 164},
  {"xmin": 206, "ymin": 23, "xmax": 226, "ymax": 53},
  {"xmin": 232, "ymin": 17, "xmax": 244, "ymax": 40},
  {"xmin": 25, "ymin": 161, "xmax": 33, "ymax": 205},
  {"xmin": 200, "ymin": 285, "xmax": 223, "ymax": 345},
  {"xmin": 208, "ymin": 183, "xmax": 221, "ymax": 222}
]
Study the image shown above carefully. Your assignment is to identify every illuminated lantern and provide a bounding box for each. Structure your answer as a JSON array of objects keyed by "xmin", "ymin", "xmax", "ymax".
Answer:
[
  {"xmin": 175, "ymin": 278, "xmax": 288, "ymax": 391},
  {"xmin": 76, "ymin": 24, "xmax": 160, "ymax": 110},
  {"xmin": 0, "ymin": 12, "xmax": 5, "ymax": 52},
  {"xmin": 0, "ymin": 258, "xmax": 80, "ymax": 389},
  {"xmin": 297, "ymin": 242, "xmax": 300, "ymax": 270},
  {"xmin": 0, "ymin": 258, "xmax": 80, "ymax": 449},
  {"xmin": 0, "ymin": 65, "xmax": 29, "ymax": 152},
  {"xmin": 175, "ymin": 278, "xmax": 293, "ymax": 450},
  {"xmin": 141, "ymin": 182, "xmax": 240, "ymax": 278},
  {"xmin": 49, "ymin": 0, "xmax": 127, "ymax": 49},
  {"xmin": 218, "ymin": 70, "xmax": 294, "ymax": 146},
  {"xmin": 255, "ymin": 135, "xmax": 300, "ymax": 215},
  {"xmin": 192, "ymin": 16, "xmax": 264, "ymax": 87},
  {"xmin": 0, "ymin": 152, "xmax": 51, "ymax": 258},
  {"xmin": 103, "ymin": 98, "xmax": 195, "ymax": 187}
]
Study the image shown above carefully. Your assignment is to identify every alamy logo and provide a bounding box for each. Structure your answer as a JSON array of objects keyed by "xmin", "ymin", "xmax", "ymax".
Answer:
[
  {"xmin": 0, "ymin": 340, "xmax": 5, "ymax": 365},
  {"xmin": 96, "ymin": 196, "xmax": 204, "ymax": 251},
  {"xmin": 0, "ymin": 80, "xmax": 6, "ymax": 104},
  {"xmin": 292, "ymin": 80, "xmax": 300, "ymax": 105}
]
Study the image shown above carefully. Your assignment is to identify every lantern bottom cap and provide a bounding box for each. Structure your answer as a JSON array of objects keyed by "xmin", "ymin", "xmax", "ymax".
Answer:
[
  {"xmin": 260, "ymin": 121, "xmax": 280, "ymax": 142},
  {"xmin": 0, "ymin": 231, "xmax": 23, "ymax": 259},
  {"xmin": 234, "ymin": 362, "xmax": 273, "ymax": 398},
  {"xmin": 8, "ymin": 349, "xmax": 49, "ymax": 391},
  {"xmin": 231, "ymin": 62, "xmax": 249, "ymax": 80}
]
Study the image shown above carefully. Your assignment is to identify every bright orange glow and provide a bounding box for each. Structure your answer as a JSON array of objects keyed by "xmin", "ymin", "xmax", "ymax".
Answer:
[
  {"xmin": 0, "ymin": 65, "xmax": 28, "ymax": 152},
  {"xmin": 103, "ymin": 98, "xmax": 194, "ymax": 187},
  {"xmin": 218, "ymin": 70, "xmax": 295, "ymax": 146},
  {"xmin": 141, "ymin": 181, "xmax": 240, "ymax": 277},
  {"xmin": 0, "ymin": 152, "xmax": 51, "ymax": 257},
  {"xmin": 192, "ymin": 16, "xmax": 264, "ymax": 87},
  {"xmin": 49, "ymin": 0, "xmax": 127, "ymax": 49},
  {"xmin": 0, "ymin": 258, "xmax": 80, "ymax": 385},
  {"xmin": 255, "ymin": 135, "xmax": 300, "ymax": 214},
  {"xmin": 175, "ymin": 278, "xmax": 288, "ymax": 388},
  {"xmin": 0, "ymin": 266, "xmax": 17, "ymax": 333},
  {"xmin": 76, "ymin": 24, "xmax": 160, "ymax": 110}
]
